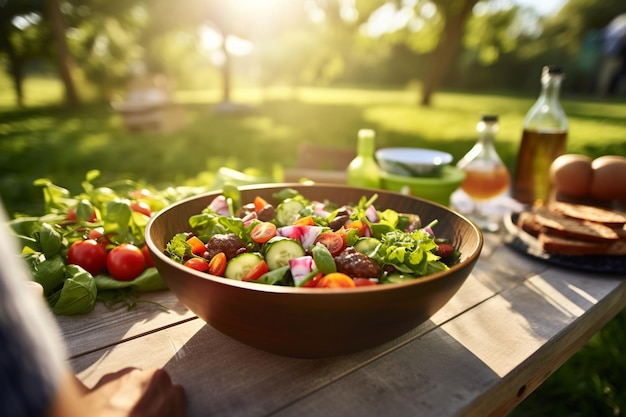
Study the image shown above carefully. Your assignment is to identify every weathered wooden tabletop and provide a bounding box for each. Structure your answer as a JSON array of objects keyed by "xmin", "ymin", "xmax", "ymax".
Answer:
[{"xmin": 55, "ymin": 232, "xmax": 626, "ymax": 417}]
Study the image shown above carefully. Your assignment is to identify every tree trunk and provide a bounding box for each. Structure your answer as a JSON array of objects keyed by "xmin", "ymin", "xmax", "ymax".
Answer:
[
  {"xmin": 43, "ymin": 0, "xmax": 80, "ymax": 107},
  {"xmin": 11, "ymin": 57, "xmax": 25, "ymax": 108},
  {"xmin": 0, "ymin": 31, "xmax": 25, "ymax": 107},
  {"xmin": 220, "ymin": 33, "xmax": 231, "ymax": 103},
  {"xmin": 420, "ymin": 0, "xmax": 479, "ymax": 107}
]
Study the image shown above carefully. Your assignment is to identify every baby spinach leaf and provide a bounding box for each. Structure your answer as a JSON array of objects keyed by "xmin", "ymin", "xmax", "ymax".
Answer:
[
  {"xmin": 94, "ymin": 268, "xmax": 167, "ymax": 292},
  {"xmin": 50, "ymin": 265, "xmax": 97, "ymax": 315},
  {"xmin": 27, "ymin": 253, "xmax": 66, "ymax": 295},
  {"xmin": 38, "ymin": 222, "xmax": 63, "ymax": 257}
]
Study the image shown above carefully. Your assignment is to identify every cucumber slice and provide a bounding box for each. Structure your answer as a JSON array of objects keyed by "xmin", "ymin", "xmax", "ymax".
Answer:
[
  {"xmin": 264, "ymin": 237, "xmax": 306, "ymax": 270},
  {"xmin": 382, "ymin": 273, "xmax": 415, "ymax": 284},
  {"xmin": 275, "ymin": 199, "xmax": 305, "ymax": 226},
  {"xmin": 224, "ymin": 253, "xmax": 264, "ymax": 280},
  {"xmin": 353, "ymin": 237, "xmax": 381, "ymax": 256}
]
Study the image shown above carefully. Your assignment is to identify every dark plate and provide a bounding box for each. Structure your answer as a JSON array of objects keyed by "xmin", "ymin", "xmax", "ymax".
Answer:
[{"xmin": 503, "ymin": 212, "xmax": 626, "ymax": 274}]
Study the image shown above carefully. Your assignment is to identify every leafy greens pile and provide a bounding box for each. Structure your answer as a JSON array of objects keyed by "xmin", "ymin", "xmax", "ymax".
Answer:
[{"xmin": 7, "ymin": 170, "xmax": 222, "ymax": 315}]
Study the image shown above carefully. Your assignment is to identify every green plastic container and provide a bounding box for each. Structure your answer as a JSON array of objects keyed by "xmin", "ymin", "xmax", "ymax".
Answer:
[{"xmin": 379, "ymin": 165, "xmax": 466, "ymax": 207}]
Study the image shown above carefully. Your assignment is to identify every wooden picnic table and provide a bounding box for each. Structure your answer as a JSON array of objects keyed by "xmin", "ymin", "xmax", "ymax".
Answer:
[{"xmin": 55, "ymin": 230, "xmax": 626, "ymax": 417}]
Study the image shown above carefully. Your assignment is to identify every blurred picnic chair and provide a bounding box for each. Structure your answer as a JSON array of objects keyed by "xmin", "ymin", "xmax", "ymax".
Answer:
[
  {"xmin": 283, "ymin": 142, "xmax": 355, "ymax": 184},
  {"xmin": 111, "ymin": 74, "xmax": 187, "ymax": 133}
]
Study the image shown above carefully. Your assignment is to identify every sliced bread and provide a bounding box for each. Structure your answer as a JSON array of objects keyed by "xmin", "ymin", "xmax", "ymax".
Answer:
[
  {"xmin": 548, "ymin": 201, "xmax": 626, "ymax": 228},
  {"xmin": 516, "ymin": 210, "xmax": 542, "ymax": 238},
  {"xmin": 531, "ymin": 206, "xmax": 619, "ymax": 243},
  {"xmin": 538, "ymin": 233, "xmax": 614, "ymax": 256}
]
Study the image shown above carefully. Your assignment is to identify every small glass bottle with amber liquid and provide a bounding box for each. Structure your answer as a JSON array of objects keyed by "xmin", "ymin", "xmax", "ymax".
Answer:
[
  {"xmin": 512, "ymin": 66, "xmax": 568, "ymax": 205},
  {"xmin": 456, "ymin": 114, "xmax": 510, "ymax": 231}
]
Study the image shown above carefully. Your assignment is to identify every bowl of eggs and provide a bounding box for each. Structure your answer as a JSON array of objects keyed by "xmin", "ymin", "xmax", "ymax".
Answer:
[{"xmin": 549, "ymin": 154, "xmax": 626, "ymax": 207}]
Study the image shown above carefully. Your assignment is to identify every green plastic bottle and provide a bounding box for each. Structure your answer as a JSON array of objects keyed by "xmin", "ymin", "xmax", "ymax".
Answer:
[{"xmin": 347, "ymin": 129, "xmax": 381, "ymax": 188}]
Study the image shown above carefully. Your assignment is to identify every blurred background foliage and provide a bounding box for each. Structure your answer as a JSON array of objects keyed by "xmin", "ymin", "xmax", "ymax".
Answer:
[
  {"xmin": 2, "ymin": 0, "xmax": 626, "ymax": 108},
  {"xmin": 1, "ymin": 1, "xmax": 626, "ymax": 416}
]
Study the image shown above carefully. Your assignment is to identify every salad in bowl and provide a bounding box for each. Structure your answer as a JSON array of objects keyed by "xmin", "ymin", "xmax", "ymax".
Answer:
[
  {"xmin": 145, "ymin": 183, "xmax": 482, "ymax": 357},
  {"xmin": 164, "ymin": 186, "xmax": 461, "ymax": 289}
]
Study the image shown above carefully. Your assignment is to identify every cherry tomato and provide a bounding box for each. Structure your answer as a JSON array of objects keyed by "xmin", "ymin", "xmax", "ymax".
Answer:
[
  {"xmin": 88, "ymin": 227, "xmax": 104, "ymax": 241},
  {"xmin": 314, "ymin": 232, "xmax": 346, "ymax": 256},
  {"xmin": 302, "ymin": 272, "xmax": 323, "ymax": 288},
  {"xmin": 88, "ymin": 227, "xmax": 112, "ymax": 247},
  {"xmin": 243, "ymin": 260, "xmax": 270, "ymax": 281},
  {"xmin": 184, "ymin": 257, "xmax": 210, "ymax": 272},
  {"xmin": 141, "ymin": 244, "xmax": 155, "ymax": 267},
  {"xmin": 130, "ymin": 201, "xmax": 152, "ymax": 217},
  {"xmin": 67, "ymin": 239, "xmax": 107, "ymax": 276},
  {"xmin": 106, "ymin": 244, "xmax": 146, "ymax": 281},
  {"xmin": 67, "ymin": 207, "xmax": 97, "ymax": 223},
  {"xmin": 131, "ymin": 188, "xmax": 152, "ymax": 199},
  {"xmin": 315, "ymin": 273, "xmax": 356, "ymax": 288},
  {"xmin": 208, "ymin": 252, "xmax": 227, "ymax": 276},
  {"xmin": 254, "ymin": 196, "xmax": 270, "ymax": 212},
  {"xmin": 250, "ymin": 222, "xmax": 277, "ymax": 244},
  {"xmin": 186, "ymin": 236, "xmax": 206, "ymax": 256},
  {"xmin": 353, "ymin": 278, "xmax": 378, "ymax": 287}
]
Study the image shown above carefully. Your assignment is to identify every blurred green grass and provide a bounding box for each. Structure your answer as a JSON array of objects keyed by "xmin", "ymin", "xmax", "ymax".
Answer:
[
  {"xmin": 2, "ymin": 76, "xmax": 625, "ymax": 216},
  {"xmin": 1, "ymin": 76, "xmax": 625, "ymax": 415}
]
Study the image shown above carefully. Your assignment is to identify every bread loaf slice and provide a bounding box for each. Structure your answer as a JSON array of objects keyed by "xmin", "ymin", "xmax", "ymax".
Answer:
[
  {"xmin": 531, "ymin": 206, "xmax": 619, "ymax": 243},
  {"xmin": 538, "ymin": 233, "xmax": 613, "ymax": 256},
  {"xmin": 548, "ymin": 201, "xmax": 626, "ymax": 228},
  {"xmin": 606, "ymin": 238, "xmax": 626, "ymax": 255},
  {"xmin": 516, "ymin": 211, "xmax": 542, "ymax": 238}
]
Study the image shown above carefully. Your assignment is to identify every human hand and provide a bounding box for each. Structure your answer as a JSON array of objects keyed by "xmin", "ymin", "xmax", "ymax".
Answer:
[
  {"xmin": 84, "ymin": 367, "xmax": 186, "ymax": 417},
  {"xmin": 25, "ymin": 280, "xmax": 44, "ymax": 297}
]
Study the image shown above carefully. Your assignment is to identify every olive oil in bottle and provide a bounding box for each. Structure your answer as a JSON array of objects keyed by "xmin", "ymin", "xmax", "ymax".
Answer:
[{"xmin": 512, "ymin": 66, "xmax": 568, "ymax": 205}]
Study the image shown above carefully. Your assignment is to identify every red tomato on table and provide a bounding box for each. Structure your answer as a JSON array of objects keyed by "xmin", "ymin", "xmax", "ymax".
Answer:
[
  {"xmin": 141, "ymin": 244, "xmax": 155, "ymax": 267},
  {"xmin": 88, "ymin": 227, "xmax": 113, "ymax": 248},
  {"xmin": 107, "ymin": 244, "xmax": 146, "ymax": 281},
  {"xmin": 130, "ymin": 201, "xmax": 152, "ymax": 217},
  {"xmin": 68, "ymin": 239, "xmax": 107, "ymax": 276},
  {"xmin": 67, "ymin": 207, "xmax": 97, "ymax": 223}
]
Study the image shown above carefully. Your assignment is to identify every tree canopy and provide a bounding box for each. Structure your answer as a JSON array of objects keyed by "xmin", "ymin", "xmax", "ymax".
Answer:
[{"xmin": 2, "ymin": 0, "xmax": 625, "ymax": 107}]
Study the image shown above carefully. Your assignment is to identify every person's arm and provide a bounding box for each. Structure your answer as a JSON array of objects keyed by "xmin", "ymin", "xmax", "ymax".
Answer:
[
  {"xmin": 46, "ymin": 368, "xmax": 185, "ymax": 417},
  {"xmin": 0, "ymin": 202, "xmax": 185, "ymax": 417}
]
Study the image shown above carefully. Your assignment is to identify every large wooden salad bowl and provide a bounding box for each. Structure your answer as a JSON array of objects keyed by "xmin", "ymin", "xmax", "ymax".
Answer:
[{"xmin": 145, "ymin": 184, "xmax": 483, "ymax": 358}]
